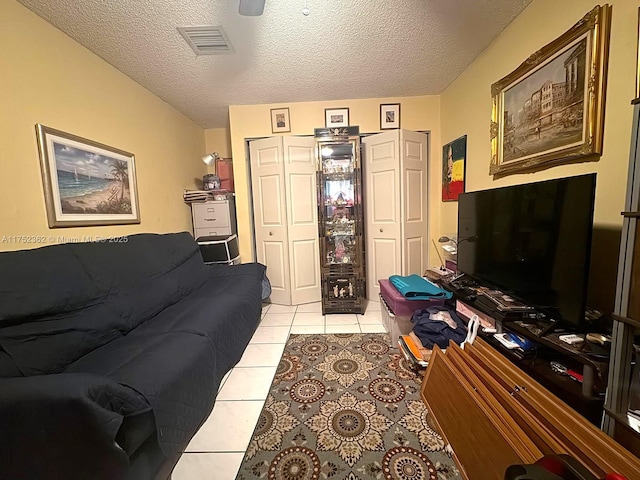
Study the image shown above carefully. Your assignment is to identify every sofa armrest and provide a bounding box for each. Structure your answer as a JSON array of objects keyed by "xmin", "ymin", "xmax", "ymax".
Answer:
[{"xmin": 0, "ymin": 373, "xmax": 151, "ymax": 480}]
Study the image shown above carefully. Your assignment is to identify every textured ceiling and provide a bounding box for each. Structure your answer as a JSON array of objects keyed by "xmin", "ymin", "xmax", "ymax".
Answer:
[{"xmin": 17, "ymin": 0, "xmax": 532, "ymax": 128}]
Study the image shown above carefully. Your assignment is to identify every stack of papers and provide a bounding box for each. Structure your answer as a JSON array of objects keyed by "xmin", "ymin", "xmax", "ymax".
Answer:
[{"xmin": 183, "ymin": 189, "xmax": 230, "ymax": 202}]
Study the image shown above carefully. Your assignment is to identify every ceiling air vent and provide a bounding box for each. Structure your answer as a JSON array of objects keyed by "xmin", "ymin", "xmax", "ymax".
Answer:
[{"xmin": 177, "ymin": 26, "xmax": 234, "ymax": 55}]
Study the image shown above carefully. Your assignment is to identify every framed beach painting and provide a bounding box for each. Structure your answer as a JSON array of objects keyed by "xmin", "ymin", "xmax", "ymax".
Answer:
[
  {"xmin": 489, "ymin": 5, "xmax": 611, "ymax": 178},
  {"xmin": 36, "ymin": 124, "xmax": 140, "ymax": 227},
  {"xmin": 442, "ymin": 135, "xmax": 466, "ymax": 202}
]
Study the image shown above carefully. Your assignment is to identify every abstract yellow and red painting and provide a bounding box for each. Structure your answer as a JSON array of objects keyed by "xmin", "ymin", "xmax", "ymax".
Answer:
[{"xmin": 442, "ymin": 135, "xmax": 466, "ymax": 202}]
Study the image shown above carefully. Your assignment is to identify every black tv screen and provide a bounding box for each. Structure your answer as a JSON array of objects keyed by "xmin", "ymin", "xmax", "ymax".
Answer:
[{"xmin": 457, "ymin": 173, "xmax": 596, "ymax": 330}]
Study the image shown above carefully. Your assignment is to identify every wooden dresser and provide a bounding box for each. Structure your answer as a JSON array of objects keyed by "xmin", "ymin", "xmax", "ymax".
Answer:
[{"xmin": 420, "ymin": 337, "xmax": 640, "ymax": 480}]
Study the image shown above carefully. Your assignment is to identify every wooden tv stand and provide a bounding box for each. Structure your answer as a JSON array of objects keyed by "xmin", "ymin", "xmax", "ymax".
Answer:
[{"xmin": 420, "ymin": 337, "xmax": 640, "ymax": 480}]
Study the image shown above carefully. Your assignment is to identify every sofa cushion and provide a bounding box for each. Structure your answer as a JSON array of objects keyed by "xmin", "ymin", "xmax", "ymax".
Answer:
[
  {"xmin": 1, "ymin": 305, "xmax": 126, "ymax": 376},
  {"xmin": 0, "ymin": 232, "xmax": 210, "ymax": 375},
  {"xmin": 132, "ymin": 262, "xmax": 266, "ymax": 368}
]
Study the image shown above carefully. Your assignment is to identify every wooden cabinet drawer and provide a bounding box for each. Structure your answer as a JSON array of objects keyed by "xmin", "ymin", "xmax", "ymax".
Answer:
[{"xmin": 192, "ymin": 202, "xmax": 230, "ymax": 230}]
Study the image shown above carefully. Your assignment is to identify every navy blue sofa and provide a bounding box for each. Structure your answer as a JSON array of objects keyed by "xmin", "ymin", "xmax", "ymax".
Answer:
[{"xmin": 0, "ymin": 232, "xmax": 266, "ymax": 480}]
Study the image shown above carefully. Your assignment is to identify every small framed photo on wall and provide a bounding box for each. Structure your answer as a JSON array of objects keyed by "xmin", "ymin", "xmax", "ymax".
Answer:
[
  {"xmin": 270, "ymin": 108, "xmax": 291, "ymax": 133},
  {"xmin": 325, "ymin": 108, "xmax": 349, "ymax": 128},
  {"xmin": 380, "ymin": 103, "xmax": 400, "ymax": 129},
  {"xmin": 442, "ymin": 135, "xmax": 466, "ymax": 202}
]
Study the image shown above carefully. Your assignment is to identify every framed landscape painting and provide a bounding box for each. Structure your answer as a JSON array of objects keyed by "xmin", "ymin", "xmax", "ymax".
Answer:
[
  {"xmin": 36, "ymin": 124, "xmax": 140, "ymax": 227},
  {"xmin": 490, "ymin": 5, "xmax": 611, "ymax": 178},
  {"xmin": 442, "ymin": 135, "xmax": 466, "ymax": 202}
]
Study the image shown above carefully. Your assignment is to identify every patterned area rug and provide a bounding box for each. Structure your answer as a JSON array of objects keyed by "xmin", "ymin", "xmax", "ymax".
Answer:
[{"xmin": 235, "ymin": 333, "xmax": 461, "ymax": 480}]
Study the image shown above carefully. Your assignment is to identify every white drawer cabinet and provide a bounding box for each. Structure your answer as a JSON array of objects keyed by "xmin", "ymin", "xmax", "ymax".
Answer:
[{"xmin": 191, "ymin": 199, "xmax": 236, "ymax": 239}]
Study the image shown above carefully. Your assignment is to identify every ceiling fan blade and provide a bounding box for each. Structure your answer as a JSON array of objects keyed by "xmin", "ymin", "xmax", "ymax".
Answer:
[{"xmin": 239, "ymin": 0, "xmax": 265, "ymax": 16}]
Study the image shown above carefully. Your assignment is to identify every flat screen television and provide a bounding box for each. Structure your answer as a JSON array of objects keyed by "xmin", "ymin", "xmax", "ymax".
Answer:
[{"xmin": 457, "ymin": 173, "xmax": 596, "ymax": 332}]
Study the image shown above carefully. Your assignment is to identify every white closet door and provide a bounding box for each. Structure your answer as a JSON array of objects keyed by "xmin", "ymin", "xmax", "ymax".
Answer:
[
  {"xmin": 363, "ymin": 130, "xmax": 428, "ymax": 300},
  {"xmin": 283, "ymin": 136, "xmax": 321, "ymax": 305},
  {"xmin": 250, "ymin": 137, "xmax": 291, "ymax": 305},
  {"xmin": 363, "ymin": 130, "xmax": 402, "ymax": 300},
  {"xmin": 400, "ymin": 130, "xmax": 428, "ymax": 276}
]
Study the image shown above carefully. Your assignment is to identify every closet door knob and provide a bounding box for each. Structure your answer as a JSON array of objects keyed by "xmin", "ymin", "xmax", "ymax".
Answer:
[
  {"xmin": 269, "ymin": 231, "xmax": 273, "ymax": 236},
  {"xmin": 379, "ymin": 228, "xmax": 383, "ymax": 233}
]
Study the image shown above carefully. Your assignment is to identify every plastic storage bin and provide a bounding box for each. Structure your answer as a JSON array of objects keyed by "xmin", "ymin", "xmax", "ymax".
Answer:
[
  {"xmin": 379, "ymin": 294, "xmax": 413, "ymax": 344},
  {"xmin": 378, "ymin": 278, "xmax": 444, "ymax": 317}
]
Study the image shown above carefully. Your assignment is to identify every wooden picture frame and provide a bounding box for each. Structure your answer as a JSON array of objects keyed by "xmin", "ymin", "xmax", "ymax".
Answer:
[
  {"xmin": 270, "ymin": 107, "xmax": 291, "ymax": 133},
  {"xmin": 325, "ymin": 107, "xmax": 349, "ymax": 128},
  {"xmin": 36, "ymin": 124, "xmax": 140, "ymax": 227},
  {"xmin": 380, "ymin": 103, "xmax": 401, "ymax": 129},
  {"xmin": 490, "ymin": 5, "xmax": 611, "ymax": 178}
]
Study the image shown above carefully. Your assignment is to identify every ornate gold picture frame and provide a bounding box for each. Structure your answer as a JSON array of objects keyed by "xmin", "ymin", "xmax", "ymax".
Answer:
[{"xmin": 490, "ymin": 4, "xmax": 611, "ymax": 178}]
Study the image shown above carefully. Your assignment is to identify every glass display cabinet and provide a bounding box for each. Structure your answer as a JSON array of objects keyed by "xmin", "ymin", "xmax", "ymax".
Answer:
[{"xmin": 315, "ymin": 127, "xmax": 366, "ymax": 314}]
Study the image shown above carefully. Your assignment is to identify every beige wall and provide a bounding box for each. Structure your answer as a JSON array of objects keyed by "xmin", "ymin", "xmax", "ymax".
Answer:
[
  {"xmin": 0, "ymin": 1, "xmax": 206, "ymax": 251},
  {"xmin": 226, "ymin": 96, "xmax": 441, "ymax": 262},
  {"xmin": 440, "ymin": 0, "xmax": 637, "ymax": 235},
  {"xmin": 439, "ymin": 0, "xmax": 638, "ymax": 311}
]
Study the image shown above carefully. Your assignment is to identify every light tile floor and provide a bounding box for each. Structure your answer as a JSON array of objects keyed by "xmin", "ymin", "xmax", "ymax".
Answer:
[{"xmin": 171, "ymin": 300, "xmax": 385, "ymax": 480}]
